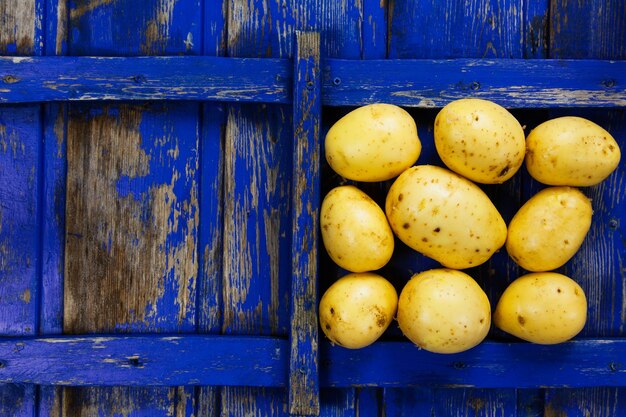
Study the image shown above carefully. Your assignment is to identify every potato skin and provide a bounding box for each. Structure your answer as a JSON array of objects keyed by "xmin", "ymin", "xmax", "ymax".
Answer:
[
  {"xmin": 325, "ymin": 103, "xmax": 421, "ymax": 181},
  {"xmin": 319, "ymin": 273, "xmax": 398, "ymax": 349},
  {"xmin": 434, "ymin": 98, "xmax": 525, "ymax": 184},
  {"xmin": 506, "ymin": 187, "xmax": 592, "ymax": 272},
  {"xmin": 494, "ymin": 272, "xmax": 587, "ymax": 344},
  {"xmin": 397, "ymin": 269, "xmax": 491, "ymax": 354},
  {"xmin": 385, "ymin": 165, "xmax": 506, "ymax": 269},
  {"xmin": 321, "ymin": 185, "xmax": 394, "ymax": 272},
  {"xmin": 525, "ymin": 116, "xmax": 621, "ymax": 186}
]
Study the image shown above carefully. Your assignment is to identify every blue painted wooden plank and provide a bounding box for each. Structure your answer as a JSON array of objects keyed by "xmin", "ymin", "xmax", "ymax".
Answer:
[
  {"xmin": 3, "ymin": 57, "xmax": 626, "ymax": 107},
  {"xmin": 194, "ymin": 2, "xmax": 227, "ymax": 415},
  {"xmin": 319, "ymin": 388, "xmax": 356, "ymax": 417},
  {"xmin": 40, "ymin": 103, "xmax": 66, "ymax": 335},
  {"xmin": 68, "ymin": 0, "xmax": 202, "ymax": 56},
  {"xmin": 550, "ymin": 0, "xmax": 626, "ymax": 60},
  {"xmin": 0, "ymin": 105, "xmax": 41, "ymax": 337},
  {"xmin": 320, "ymin": 340, "xmax": 626, "ymax": 388},
  {"xmin": 322, "ymin": 58, "xmax": 626, "ymax": 107},
  {"xmin": 0, "ymin": 335, "xmax": 288, "ymax": 386},
  {"xmin": 382, "ymin": 387, "xmax": 517, "ymax": 417},
  {"xmin": 289, "ymin": 30, "xmax": 321, "ymax": 416},
  {"xmin": 0, "ymin": 56, "xmax": 291, "ymax": 104},
  {"xmin": 523, "ymin": 0, "xmax": 548, "ymax": 59},
  {"xmin": 0, "ymin": 0, "xmax": 37, "ymax": 55},
  {"xmin": 64, "ymin": 102, "xmax": 199, "ymax": 334},
  {"xmin": 544, "ymin": 387, "xmax": 626, "ymax": 417},
  {"xmin": 0, "ymin": 384, "xmax": 36, "ymax": 417},
  {"xmin": 388, "ymin": 0, "xmax": 524, "ymax": 59},
  {"xmin": 362, "ymin": 0, "xmax": 387, "ymax": 59},
  {"xmin": 221, "ymin": 2, "xmax": 297, "ymax": 415}
]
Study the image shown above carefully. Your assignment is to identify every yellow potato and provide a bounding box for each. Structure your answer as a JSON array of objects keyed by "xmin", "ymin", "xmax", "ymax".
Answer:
[
  {"xmin": 434, "ymin": 98, "xmax": 525, "ymax": 184},
  {"xmin": 385, "ymin": 165, "xmax": 506, "ymax": 269},
  {"xmin": 506, "ymin": 187, "xmax": 592, "ymax": 271},
  {"xmin": 319, "ymin": 272, "xmax": 398, "ymax": 349},
  {"xmin": 494, "ymin": 272, "xmax": 587, "ymax": 344},
  {"xmin": 397, "ymin": 269, "xmax": 491, "ymax": 354},
  {"xmin": 321, "ymin": 185, "xmax": 394, "ymax": 272},
  {"xmin": 525, "ymin": 116, "xmax": 621, "ymax": 186},
  {"xmin": 325, "ymin": 103, "xmax": 421, "ymax": 181}
]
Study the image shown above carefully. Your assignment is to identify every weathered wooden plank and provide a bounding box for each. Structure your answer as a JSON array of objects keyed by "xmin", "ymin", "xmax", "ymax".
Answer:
[
  {"xmin": 221, "ymin": 1, "xmax": 297, "ymax": 414},
  {"xmin": 0, "ymin": 105, "xmax": 41, "ymax": 336},
  {"xmin": 388, "ymin": 0, "xmax": 524, "ymax": 59},
  {"xmin": 320, "ymin": 339, "xmax": 626, "ymax": 388},
  {"xmin": 64, "ymin": 102, "xmax": 198, "ymax": 333},
  {"xmin": 3, "ymin": 57, "xmax": 626, "ymax": 107},
  {"xmin": 194, "ymin": 1, "xmax": 228, "ymax": 415},
  {"xmin": 382, "ymin": 387, "xmax": 517, "ymax": 417},
  {"xmin": 0, "ymin": 0, "xmax": 37, "ymax": 55},
  {"xmin": 0, "ymin": 335, "xmax": 288, "ymax": 386},
  {"xmin": 322, "ymin": 59, "xmax": 626, "ymax": 107},
  {"xmin": 68, "ymin": 0, "xmax": 201, "ymax": 56},
  {"xmin": 0, "ymin": 56, "xmax": 291, "ymax": 103},
  {"xmin": 289, "ymin": 31, "xmax": 321, "ymax": 416},
  {"xmin": 544, "ymin": 387, "xmax": 626, "ymax": 417},
  {"xmin": 550, "ymin": 0, "xmax": 626, "ymax": 60}
]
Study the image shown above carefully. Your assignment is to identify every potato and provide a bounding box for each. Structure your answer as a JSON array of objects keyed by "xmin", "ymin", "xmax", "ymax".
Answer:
[
  {"xmin": 397, "ymin": 269, "xmax": 491, "ymax": 354},
  {"xmin": 319, "ymin": 272, "xmax": 398, "ymax": 349},
  {"xmin": 434, "ymin": 98, "xmax": 525, "ymax": 184},
  {"xmin": 325, "ymin": 103, "xmax": 421, "ymax": 181},
  {"xmin": 321, "ymin": 185, "xmax": 394, "ymax": 272},
  {"xmin": 385, "ymin": 165, "xmax": 506, "ymax": 269},
  {"xmin": 506, "ymin": 187, "xmax": 592, "ymax": 271},
  {"xmin": 525, "ymin": 116, "xmax": 621, "ymax": 186},
  {"xmin": 494, "ymin": 272, "xmax": 587, "ymax": 344}
]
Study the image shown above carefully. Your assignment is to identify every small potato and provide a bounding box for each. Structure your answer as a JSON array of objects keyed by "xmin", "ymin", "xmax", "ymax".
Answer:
[
  {"xmin": 385, "ymin": 165, "xmax": 507, "ymax": 269},
  {"xmin": 319, "ymin": 272, "xmax": 398, "ymax": 349},
  {"xmin": 397, "ymin": 269, "xmax": 491, "ymax": 354},
  {"xmin": 525, "ymin": 116, "xmax": 621, "ymax": 186},
  {"xmin": 506, "ymin": 187, "xmax": 592, "ymax": 271},
  {"xmin": 321, "ymin": 185, "xmax": 394, "ymax": 272},
  {"xmin": 325, "ymin": 103, "xmax": 421, "ymax": 181},
  {"xmin": 434, "ymin": 98, "xmax": 525, "ymax": 184},
  {"xmin": 494, "ymin": 272, "xmax": 587, "ymax": 344}
]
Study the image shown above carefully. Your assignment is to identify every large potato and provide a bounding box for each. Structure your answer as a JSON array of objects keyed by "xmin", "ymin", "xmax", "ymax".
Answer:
[
  {"xmin": 494, "ymin": 272, "xmax": 587, "ymax": 344},
  {"xmin": 319, "ymin": 272, "xmax": 398, "ymax": 349},
  {"xmin": 434, "ymin": 98, "xmax": 525, "ymax": 184},
  {"xmin": 321, "ymin": 185, "xmax": 394, "ymax": 272},
  {"xmin": 397, "ymin": 269, "xmax": 491, "ymax": 353},
  {"xmin": 506, "ymin": 187, "xmax": 592, "ymax": 271},
  {"xmin": 385, "ymin": 165, "xmax": 507, "ymax": 269},
  {"xmin": 525, "ymin": 116, "xmax": 621, "ymax": 186},
  {"xmin": 325, "ymin": 103, "xmax": 421, "ymax": 181}
]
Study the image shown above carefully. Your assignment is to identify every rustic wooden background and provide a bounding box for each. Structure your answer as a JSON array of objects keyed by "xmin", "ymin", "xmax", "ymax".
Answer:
[{"xmin": 1, "ymin": 0, "xmax": 625, "ymax": 416}]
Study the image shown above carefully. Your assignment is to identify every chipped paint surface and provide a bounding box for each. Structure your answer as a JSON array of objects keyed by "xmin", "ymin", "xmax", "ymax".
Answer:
[
  {"xmin": 64, "ymin": 103, "xmax": 198, "ymax": 333},
  {"xmin": 0, "ymin": 0, "xmax": 35, "ymax": 54},
  {"xmin": 141, "ymin": 0, "xmax": 178, "ymax": 54}
]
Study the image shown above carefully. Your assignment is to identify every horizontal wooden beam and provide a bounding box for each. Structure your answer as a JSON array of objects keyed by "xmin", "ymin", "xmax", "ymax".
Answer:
[
  {"xmin": 0, "ymin": 56, "xmax": 291, "ymax": 103},
  {"xmin": 323, "ymin": 58, "xmax": 626, "ymax": 108},
  {"xmin": 1, "ymin": 336, "xmax": 625, "ymax": 388},
  {"xmin": 1, "ymin": 57, "xmax": 624, "ymax": 107},
  {"xmin": 0, "ymin": 335, "xmax": 288, "ymax": 386},
  {"xmin": 321, "ymin": 339, "xmax": 626, "ymax": 388}
]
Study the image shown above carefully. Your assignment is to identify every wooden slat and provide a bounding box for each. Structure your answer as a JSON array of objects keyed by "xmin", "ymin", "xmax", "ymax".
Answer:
[
  {"xmin": 0, "ymin": 337, "xmax": 625, "ymax": 388},
  {"xmin": 0, "ymin": 335, "xmax": 288, "ymax": 386},
  {"xmin": 0, "ymin": 56, "xmax": 291, "ymax": 103},
  {"xmin": 289, "ymin": 31, "xmax": 321, "ymax": 416},
  {"xmin": 321, "ymin": 340, "xmax": 626, "ymax": 388},
  {"xmin": 322, "ymin": 58, "xmax": 626, "ymax": 107},
  {"xmin": 2, "ymin": 57, "xmax": 626, "ymax": 107}
]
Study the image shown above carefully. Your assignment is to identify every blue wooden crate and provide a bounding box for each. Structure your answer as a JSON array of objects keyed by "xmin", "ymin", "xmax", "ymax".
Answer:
[{"xmin": 0, "ymin": 1, "xmax": 625, "ymax": 416}]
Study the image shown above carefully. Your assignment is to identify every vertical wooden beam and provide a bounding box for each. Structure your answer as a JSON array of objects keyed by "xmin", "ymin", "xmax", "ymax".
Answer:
[{"xmin": 290, "ymin": 30, "xmax": 321, "ymax": 416}]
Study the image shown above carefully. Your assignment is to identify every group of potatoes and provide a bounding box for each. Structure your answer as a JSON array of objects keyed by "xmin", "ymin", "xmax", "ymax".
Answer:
[{"xmin": 319, "ymin": 99, "xmax": 621, "ymax": 354}]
